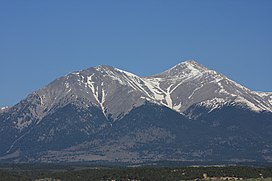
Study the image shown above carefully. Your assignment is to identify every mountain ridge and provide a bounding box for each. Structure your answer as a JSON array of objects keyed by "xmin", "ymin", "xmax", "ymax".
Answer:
[
  {"xmin": 4, "ymin": 60, "xmax": 272, "ymax": 115},
  {"xmin": 2, "ymin": 60, "xmax": 272, "ymax": 131}
]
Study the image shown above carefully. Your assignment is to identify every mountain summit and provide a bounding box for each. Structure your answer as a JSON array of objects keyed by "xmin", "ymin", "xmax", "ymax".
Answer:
[
  {"xmin": 0, "ymin": 60, "xmax": 272, "ymax": 164},
  {"xmin": 145, "ymin": 60, "xmax": 272, "ymax": 113}
]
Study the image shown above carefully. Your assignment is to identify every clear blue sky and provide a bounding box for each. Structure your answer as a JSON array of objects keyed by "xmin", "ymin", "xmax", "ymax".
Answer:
[{"xmin": 1, "ymin": 0, "xmax": 272, "ymax": 107}]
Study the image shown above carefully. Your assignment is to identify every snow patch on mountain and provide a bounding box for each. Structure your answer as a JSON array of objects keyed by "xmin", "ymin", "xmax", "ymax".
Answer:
[
  {"xmin": 0, "ymin": 106, "xmax": 8, "ymax": 111},
  {"xmin": 86, "ymin": 74, "xmax": 107, "ymax": 117},
  {"xmin": 234, "ymin": 96, "xmax": 263, "ymax": 112},
  {"xmin": 197, "ymin": 98, "xmax": 227, "ymax": 112},
  {"xmin": 0, "ymin": 106, "xmax": 9, "ymax": 114},
  {"xmin": 143, "ymin": 79, "xmax": 165, "ymax": 101}
]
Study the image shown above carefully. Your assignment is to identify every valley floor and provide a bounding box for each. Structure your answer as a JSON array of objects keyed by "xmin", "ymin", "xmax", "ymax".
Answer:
[{"xmin": 1, "ymin": 165, "xmax": 272, "ymax": 181}]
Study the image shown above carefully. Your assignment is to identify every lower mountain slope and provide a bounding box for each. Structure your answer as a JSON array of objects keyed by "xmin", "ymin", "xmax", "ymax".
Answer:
[
  {"xmin": 0, "ymin": 101, "xmax": 109, "ymax": 162},
  {"xmin": 30, "ymin": 103, "xmax": 210, "ymax": 163},
  {"xmin": 185, "ymin": 103, "xmax": 272, "ymax": 162},
  {"xmin": 2, "ymin": 103, "xmax": 269, "ymax": 164}
]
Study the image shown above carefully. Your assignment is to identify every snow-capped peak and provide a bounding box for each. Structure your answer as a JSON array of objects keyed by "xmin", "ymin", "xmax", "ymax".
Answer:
[
  {"xmin": 172, "ymin": 60, "xmax": 208, "ymax": 72},
  {"xmin": 145, "ymin": 60, "xmax": 272, "ymax": 113},
  {"xmin": 157, "ymin": 60, "xmax": 208, "ymax": 80},
  {"xmin": 95, "ymin": 64, "xmax": 114, "ymax": 69},
  {"xmin": 180, "ymin": 60, "xmax": 208, "ymax": 70}
]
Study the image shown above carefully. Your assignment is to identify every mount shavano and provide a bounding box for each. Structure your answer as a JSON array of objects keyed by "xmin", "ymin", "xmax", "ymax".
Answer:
[{"xmin": 0, "ymin": 60, "xmax": 272, "ymax": 164}]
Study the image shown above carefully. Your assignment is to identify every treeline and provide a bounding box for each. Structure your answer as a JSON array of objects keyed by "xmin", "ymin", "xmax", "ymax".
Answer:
[{"xmin": 1, "ymin": 166, "xmax": 272, "ymax": 181}]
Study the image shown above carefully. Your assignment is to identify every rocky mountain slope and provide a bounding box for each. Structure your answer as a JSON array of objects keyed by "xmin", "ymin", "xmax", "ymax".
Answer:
[{"xmin": 0, "ymin": 60, "xmax": 271, "ymax": 164}]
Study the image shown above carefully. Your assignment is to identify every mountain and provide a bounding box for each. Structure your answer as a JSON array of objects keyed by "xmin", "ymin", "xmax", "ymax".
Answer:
[{"xmin": 0, "ymin": 60, "xmax": 272, "ymax": 165}]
